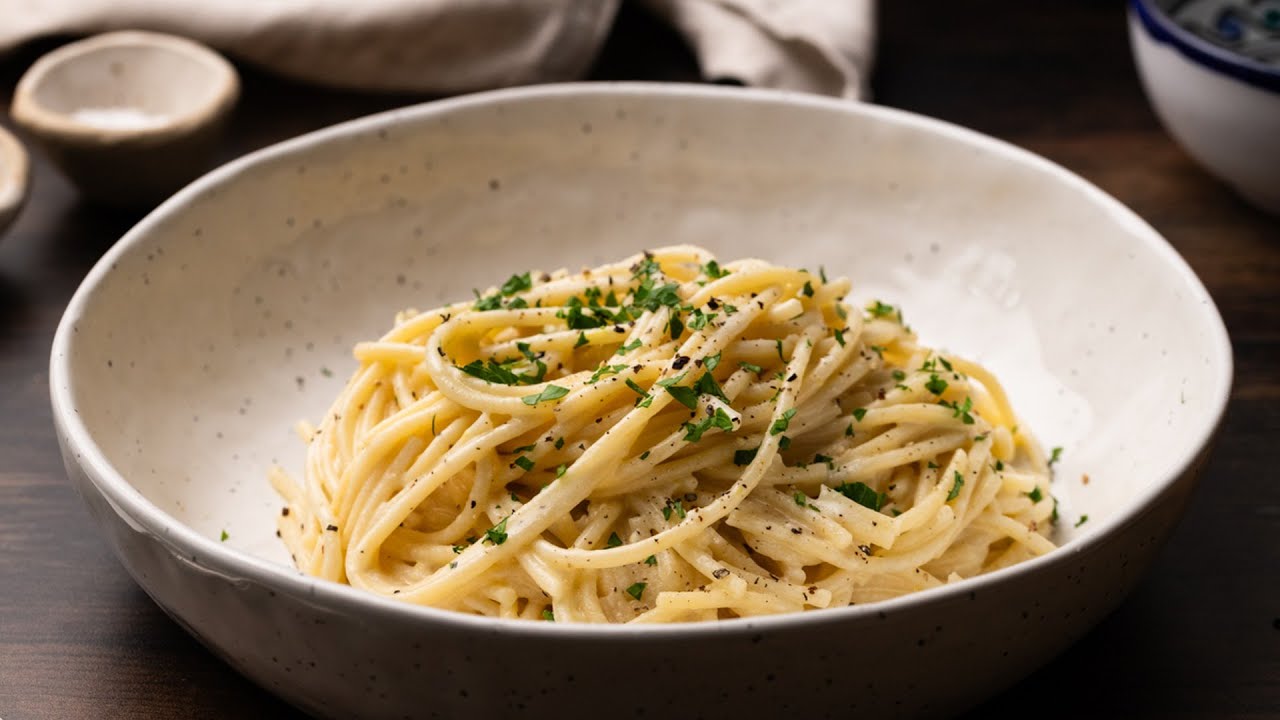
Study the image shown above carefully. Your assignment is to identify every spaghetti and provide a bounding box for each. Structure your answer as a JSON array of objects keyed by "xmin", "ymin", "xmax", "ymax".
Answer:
[{"xmin": 270, "ymin": 246, "xmax": 1057, "ymax": 623}]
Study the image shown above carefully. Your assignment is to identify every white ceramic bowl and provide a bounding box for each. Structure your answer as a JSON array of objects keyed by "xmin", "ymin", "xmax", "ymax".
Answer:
[
  {"xmin": 50, "ymin": 84, "xmax": 1231, "ymax": 718},
  {"xmin": 1129, "ymin": 0, "xmax": 1280, "ymax": 214},
  {"xmin": 0, "ymin": 124, "xmax": 29, "ymax": 237},
  {"xmin": 10, "ymin": 30, "xmax": 239, "ymax": 208}
]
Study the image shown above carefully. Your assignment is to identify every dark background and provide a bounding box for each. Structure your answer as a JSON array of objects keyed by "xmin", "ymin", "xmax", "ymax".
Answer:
[{"xmin": 1, "ymin": 2, "xmax": 1276, "ymax": 717}]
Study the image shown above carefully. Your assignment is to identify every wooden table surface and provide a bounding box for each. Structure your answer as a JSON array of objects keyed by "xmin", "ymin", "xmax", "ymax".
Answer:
[{"xmin": 1, "ymin": 2, "xmax": 1276, "ymax": 718}]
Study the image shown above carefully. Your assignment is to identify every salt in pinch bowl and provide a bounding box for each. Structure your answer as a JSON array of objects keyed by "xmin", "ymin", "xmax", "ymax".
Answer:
[{"xmin": 10, "ymin": 30, "xmax": 239, "ymax": 208}]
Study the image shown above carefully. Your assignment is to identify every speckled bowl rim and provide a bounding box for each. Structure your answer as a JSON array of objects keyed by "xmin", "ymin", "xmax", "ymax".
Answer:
[
  {"xmin": 1130, "ymin": 0, "xmax": 1280, "ymax": 93},
  {"xmin": 49, "ymin": 82, "xmax": 1234, "ymax": 640},
  {"xmin": 0, "ymin": 123, "xmax": 29, "ymax": 227},
  {"xmin": 11, "ymin": 30, "xmax": 240, "ymax": 144}
]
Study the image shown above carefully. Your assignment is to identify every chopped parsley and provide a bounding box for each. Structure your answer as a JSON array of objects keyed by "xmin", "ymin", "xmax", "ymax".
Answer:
[
  {"xmin": 834, "ymin": 328, "xmax": 846, "ymax": 347},
  {"xmin": 835, "ymin": 481, "xmax": 885, "ymax": 511},
  {"xmin": 644, "ymin": 554, "xmax": 658, "ymax": 566},
  {"xmin": 666, "ymin": 385, "xmax": 699, "ymax": 410},
  {"xmin": 891, "ymin": 369, "xmax": 906, "ymax": 381},
  {"xmin": 1027, "ymin": 486, "xmax": 1044, "ymax": 503},
  {"xmin": 867, "ymin": 300, "xmax": 895, "ymax": 319},
  {"xmin": 589, "ymin": 363, "xmax": 627, "ymax": 383},
  {"xmin": 625, "ymin": 378, "xmax": 648, "ymax": 399},
  {"xmin": 739, "ymin": 361, "xmax": 762, "ymax": 373},
  {"xmin": 521, "ymin": 384, "xmax": 570, "ymax": 406},
  {"xmin": 484, "ymin": 517, "xmax": 509, "ymax": 545},
  {"xmin": 734, "ymin": 447, "xmax": 759, "ymax": 466},
  {"xmin": 625, "ymin": 582, "xmax": 647, "ymax": 600},
  {"xmin": 770, "ymin": 408, "xmax": 798, "ymax": 436},
  {"xmin": 925, "ymin": 373, "xmax": 948, "ymax": 396},
  {"xmin": 704, "ymin": 352, "xmax": 722, "ymax": 371},
  {"xmin": 574, "ymin": 331, "xmax": 589, "ymax": 348},
  {"xmin": 869, "ymin": 344, "xmax": 886, "ymax": 358},
  {"xmin": 684, "ymin": 407, "xmax": 734, "ymax": 442},
  {"xmin": 703, "ymin": 260, "xmax": 729, "ymax": 279},
  {"xmin": 500, "ymin": 272, "xmax": 532, "ymax": 295},
  {"xmin": 607, "ymin": 532, "xmax": 623, "ymax": 548},
  {"xmin": 852, "ymin": 408, "xmax": 867, "ymax": 422},
  {"xmin": 947, "ymin": 471, "xmax": 964, "ymax": 501},
  {"xmin": 1049, "ymin": 447, "xmax": 1063, "ymax": 466},
  {"xmin": 688, "ymin": 309, "xmax": 716, "ymax": 331},
  {"xmin": 554, "ymin": 436, "xmax": 565, "ymax": 450},
  {"xmin": 793, "ymin": 491, "xmax": 809, "ymax": 507},
  {"xmin": 802, "ymin": 281, "xmax": 815, "ymax": 297},
  {"xmin": 513, "ymin": 456, "xmax": 535, "ymax": 472},
  {"xmin": 662, "ymin": 498, "xmax": 687, "ymax": 521},
  {"xmin": 615, "ymin": 339, "xmax": 643, "ymax": 355},
  {"xmin": 940, "ymin": 396, "xmax": 975, "ymax": 424},
  {"xmin": 775, "ymin": 339, "xmax": 786, "ymax": 362},
  {"xmin": 655, "ymin": 372, "xmax": 688, "ymax": 388},
  {"xmin": 813, "ymin": 454, "xmax": 835, "ymax": 470},
  {"xmin": 542, "ymin": 608, "xmax": 555, "ymax": 621},
  {"xmin": 668, "ymin": 314, "xmax": 684, "ymax": 340},
  {"xmin": 460, "ymin": 358, "xmax": 520, "ymax": 385},
  {"xmin": 1074, "ymin": 514, "xmax": 1089, "ymax": 528},
  {"xmin": 639, "ymin": 450, "xmax": 650, "ymax": 461},
  {"xmin": 692, "ymin": 371, "xmax": 729, "ymax": 403},
  {"xmin": 220, "ymin": 529, "xmax": 229, "ymax": 542},
  {"xmin": 778, "ymin": 436, "xmax": 792, "ymax": 450},
  {"xmin": 555, "ymin": 463, "xmax": 567, "ymax": 478}
]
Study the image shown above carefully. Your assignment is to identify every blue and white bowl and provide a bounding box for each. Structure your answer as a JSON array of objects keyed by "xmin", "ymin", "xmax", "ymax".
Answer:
[{"xmin": 1129, "ymin": 0, "xmax": 1280, "ymax": 214}]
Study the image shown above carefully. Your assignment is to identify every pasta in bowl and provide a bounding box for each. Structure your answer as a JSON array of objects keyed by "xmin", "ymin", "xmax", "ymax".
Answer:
[
  {"xmin": 274, "ymin": 247, "xmax": 1056, "ymax": 622},
  {"xmin": 50, "ymin": 84, "xmax": 1230, "ymax": 718}
]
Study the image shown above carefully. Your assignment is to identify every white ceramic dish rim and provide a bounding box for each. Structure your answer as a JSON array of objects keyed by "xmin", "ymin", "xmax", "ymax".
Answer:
[
  {"xmin": 49, "ymin": 82, "xmax": 1234, "ymax": 640},
  {"xmin": 12, "ymin": 30, "xmax": 240, "ymax": 142}
]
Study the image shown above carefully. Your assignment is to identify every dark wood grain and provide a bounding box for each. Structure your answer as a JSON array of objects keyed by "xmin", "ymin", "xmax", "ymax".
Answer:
[{"xmin": 1, "ymin": 2, "xmax": 1276, "ymax": 718}]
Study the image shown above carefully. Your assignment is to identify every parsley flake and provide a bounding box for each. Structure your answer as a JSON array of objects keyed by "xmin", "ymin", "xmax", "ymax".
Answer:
[
  {"xmin": 607, "ymin": 532, "xmax": 623, "ymax": 548},
  {"xmin": 925, "ymin": 373, "xmax": 948, "ymax": 395},
  {"xmin": 1049, "ymin": 447, "xmax": 1063, "ymax": 466},
  {"xmin": 522, "ymin": 384, "xmax": 570, "ymax": 406},
  {"xmin": 947, "ymin": 471, "xmax": 964, "ymax": 501},
  {"xmin": 835, "ymin": 482, "xmax": 885, "ymax": 511},
  {"xmin": 484, "ymin": 517, "xmax": 509, "ymax": 545},
  {"xmin": 733, "ymin": 448, "xmax": 759, "ymax": 466},
  {"xmin": 625, "ymin": 582, "xmax": 647, "ymax": 601},
  {"xmin": 770, "ymin": 408, "xmax": 797, "ymax": 436}
]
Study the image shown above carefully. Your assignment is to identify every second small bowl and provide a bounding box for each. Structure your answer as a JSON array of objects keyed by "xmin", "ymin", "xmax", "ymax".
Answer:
[
  {"xmin": 1129, "ymin": 0, "xmax": 1280, "ymax": 215},
  {"xmin": 10, "ymin": 30, "xmax": 239, "ymax": 208}
]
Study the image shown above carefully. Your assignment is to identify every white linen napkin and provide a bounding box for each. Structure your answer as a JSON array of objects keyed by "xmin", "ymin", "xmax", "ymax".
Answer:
[{"xmin": 0, "ymin": 0, "xmax": 875, "ymax": 99}]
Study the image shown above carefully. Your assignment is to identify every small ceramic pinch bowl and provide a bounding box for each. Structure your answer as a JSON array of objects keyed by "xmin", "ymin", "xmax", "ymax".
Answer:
[
  {"xmin": 1129, "ymin": 0, "xmax": 1280, "ymax": 214},
  {"xmin": 51, "ymin": 84, "xmax": 1232, "ymax": 718},
  {"xmin": 10, "ymin": 30, "xmax": 239, "ymax": 208},
  {"xmin": 0, "ymin": 124, "xmax": 29, "ymax": 237}
]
